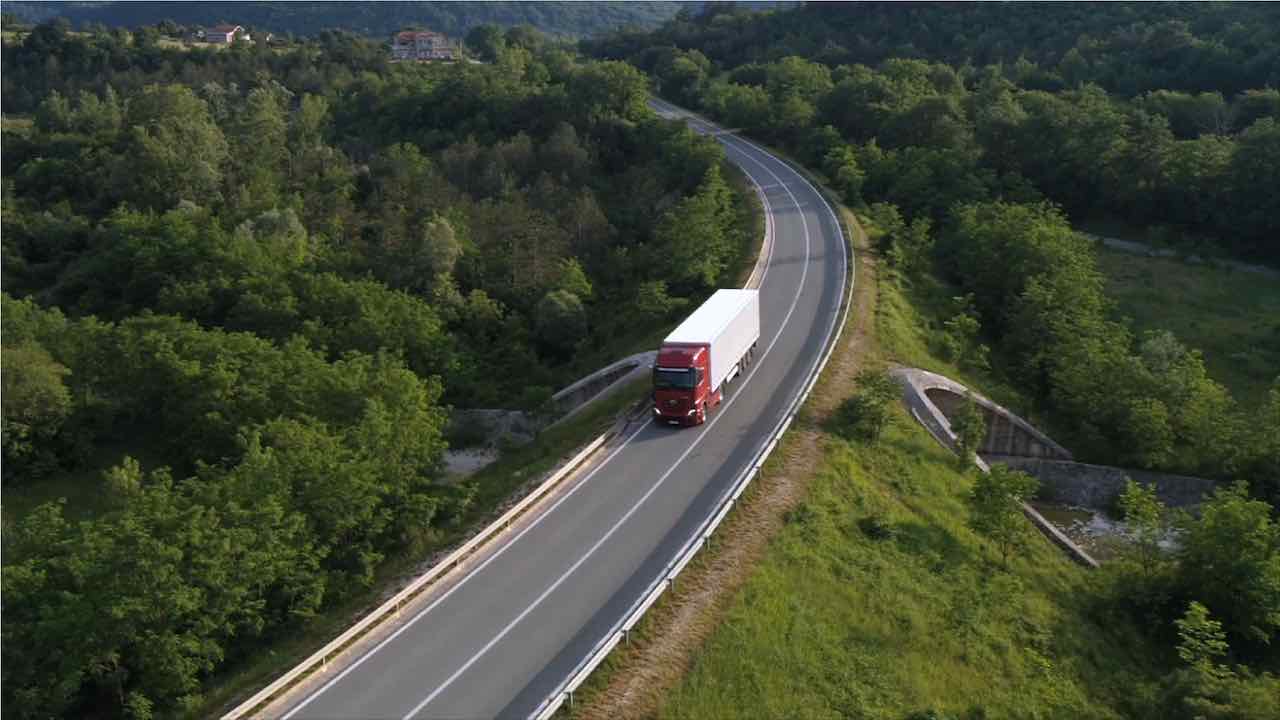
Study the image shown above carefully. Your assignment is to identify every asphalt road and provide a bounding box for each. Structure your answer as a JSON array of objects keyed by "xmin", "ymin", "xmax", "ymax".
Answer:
[{"xmin": 283, "ymin": 98, "xmax": 848, "ymax": 720}]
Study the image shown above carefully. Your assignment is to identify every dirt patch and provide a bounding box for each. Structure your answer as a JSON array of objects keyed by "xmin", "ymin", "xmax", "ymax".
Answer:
[
  {"xmin": 443, "ymin": 448, "xmax": 501, "ymax": 480},
  {"xmin": 576, "ymin": 207, "xmax": 880, "ymax": 720}
]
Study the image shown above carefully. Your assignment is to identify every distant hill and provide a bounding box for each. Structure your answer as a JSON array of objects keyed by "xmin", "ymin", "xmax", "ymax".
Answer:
[{"xmin": 2, "ymin": 1, "xmax": 693, "ymax": 38}]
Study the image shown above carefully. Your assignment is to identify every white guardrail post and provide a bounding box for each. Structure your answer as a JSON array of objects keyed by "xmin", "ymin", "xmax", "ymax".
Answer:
[{"xmin": 529, "ymin": 98, "xmax": 855, "ymax": 720}]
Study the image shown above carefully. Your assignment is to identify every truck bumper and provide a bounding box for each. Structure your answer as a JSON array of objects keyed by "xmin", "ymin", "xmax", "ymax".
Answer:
[{"xmin": 653, "ymin": 406, "xmax": 698, "ymax": 426}]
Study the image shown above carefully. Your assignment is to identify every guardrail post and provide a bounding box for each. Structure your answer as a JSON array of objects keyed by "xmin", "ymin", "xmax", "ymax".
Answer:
[{"xmin": 624, "ymin": 629, "xmax": 630, "ymax": 646}]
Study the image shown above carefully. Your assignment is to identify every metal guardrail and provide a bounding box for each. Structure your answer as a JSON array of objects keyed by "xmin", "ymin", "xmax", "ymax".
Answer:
[
  {"xmin": 221, "ymin": 431, "xmax": 614, "ymax": 720},
  {"xmin": 530, "ymin": 101, "xmax": 855, "ymax": 720}
]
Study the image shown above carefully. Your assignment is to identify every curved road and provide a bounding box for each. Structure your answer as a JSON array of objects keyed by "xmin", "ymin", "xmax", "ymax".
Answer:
[{"xmin": 283, "ymin": 99, "xmax": 847, "ymax": 720}]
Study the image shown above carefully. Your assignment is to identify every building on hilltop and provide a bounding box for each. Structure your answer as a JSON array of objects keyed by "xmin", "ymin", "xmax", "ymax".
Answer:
[
  {"xmin": 390, "ymin": 30, "xmax": 459, "ymax": 62},
  {"xmin": 205, "ymin": 24, "xmax": 249, "ymax": 44}
]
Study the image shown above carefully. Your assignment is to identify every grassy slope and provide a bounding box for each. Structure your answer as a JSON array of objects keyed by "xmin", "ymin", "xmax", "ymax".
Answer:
[
  {"xmin": 1096, "ymin": 246, "xmax": 1280, "ymax": 407},
  {"xmin": 658, "ymin": 224, "xmax": 1169, "ymax": 720}
]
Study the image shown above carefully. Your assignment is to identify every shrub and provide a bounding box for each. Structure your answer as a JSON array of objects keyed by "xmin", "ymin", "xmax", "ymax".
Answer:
[{"xmin": 834, "ymin": 368, "xmax": 900, "ymax": 441}]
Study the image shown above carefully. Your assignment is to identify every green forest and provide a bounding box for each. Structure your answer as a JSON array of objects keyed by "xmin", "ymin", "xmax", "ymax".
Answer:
[
  {"xmin": 3, "ymin": 1, "xmax": 687, "ymax": 40},
  {"xmin": 4, "ymin": 3, "xmax": 1280, "ymax": 719},
  {"xmin": 1, "ymin": 22, "xmax": 756, "ymax": 718},
  {"xmin": 587, "ymin": 1, "xmax": 1280, "ymax": 493},
  {"xmin": 586, "ymin": 2, "xmax": 1280, "ymax": 718}
]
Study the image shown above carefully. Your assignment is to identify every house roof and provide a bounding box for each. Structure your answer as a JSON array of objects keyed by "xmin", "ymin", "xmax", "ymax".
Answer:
[
  {"xmin": 210, "ymin": 24, "xmax": 242, "ymax": 34},
  {"xmin": 396, "ymin": 30, "xmax": 444, "ymax": 42}
]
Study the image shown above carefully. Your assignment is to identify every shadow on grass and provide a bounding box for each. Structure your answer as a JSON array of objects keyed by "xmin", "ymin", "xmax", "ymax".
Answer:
[{"xmin": 892, "ymin": 520, "xmax": 976, "ymax": 571}]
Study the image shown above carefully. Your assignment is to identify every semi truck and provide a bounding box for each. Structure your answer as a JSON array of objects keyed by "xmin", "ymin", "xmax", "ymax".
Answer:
[{"xmin": 653, "ymin": 289, "xmax": 761, "ymax": 426}]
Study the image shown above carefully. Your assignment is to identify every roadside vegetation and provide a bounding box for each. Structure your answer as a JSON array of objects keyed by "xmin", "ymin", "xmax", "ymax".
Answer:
[
  {"xmin": 578, "ymin": 5, "xmax": 1280, "ymax": 714},
  {"xmin": 588, "ymin": 1, "xmax": 1279, "ymax": 500},
  {"xmin": 0, "ymin": 20, "xmax": 757, "ymax": 719},
  {"xmin": 654, "ymin": 217, "xmax": 1279, "ymax": 720}
]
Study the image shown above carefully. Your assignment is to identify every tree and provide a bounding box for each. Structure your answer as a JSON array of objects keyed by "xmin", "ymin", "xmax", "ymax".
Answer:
[
  {"xmin": 951, "ymin": 394, "xmax": 988, "ymax": 470},
  {"xmin": 553, "ymin": 257, "xmax": 593, "ymax": 301},
  {"xmin": 382, "ymin": 215, "xmax": 461, "ymax": 296},
  {"xmin": 1232, "ymin": 89, "xmax": 1280, "ymax": 131},
  {"xmin": 821, "ymin": 144, "xmax": 864, "ymax": 205},
  {"xmin": 651, "ymin": 164, "xmax": 734, "ymax": 289},
  {"xmin": 1122, "ymin": 397, "xmax": 1175, "ymax": 469},
  {"xmin": 1169, "ymin": 601, "xmax": 1237, "ymax": 719},
  {"xmin": 867, "ymin": 201, "xmax": 905, "ymax": 255},
  {"xmin": 228, "ymin": 84, "xmax": 291, "ymax": 215},
  {"xmin": 968, "ymin": 465, "xmax": 1040, "ymax": 567},
  {"xmin": 633, "ymin": 280, "xmax": 686, "ymax": 321},
  {"xmin": 464, "ymin": 24, "xmax": 506, "ymax": 62},
  {"xmin": 1137, "ymin": 331, "xmax": 1239, "ymax": 475},
  {"xmin": 1241, "ymin": 380, "xmax": 1280, "ymax": 507},
  {"xmin": 115, "ymin": 84, "xmax": 228, "ymax": 209},
  {"xmin": 887, "ymin": 216, "xmax": 934, "ymax": 276},
  {"xmin": 1, "ymin": 343, "xmax": 73, "ymax": 481},
  {"xmin": 834, "ymin": 368, "xmax": 899, "ymax": 442},
  {"xmin": 1227, "ymin": 118, "xmax": 1280, "ymax": 260},
  {"xmin": 939, "ymin": 295, "xmax": 989, "ymax": 371},
  {"xmin": 1176, "ymin": 482, "xmax": 1280, "ymax": 648},
  {"xmin": 289, "ymin": 93, "xmax": 331, "ymax": 149},
  {"xmin": 1118, "ymin": 478, "xmax": 1170, "ymax": 580},
  {"xmin": 534, "ymin": 289, "xmax": 587, "ymax": 359},
  {"xmin": 1176, "ymin": 600, "xmax": 1233, "ymax": 683},
  {"xmin": 569, "ymin": 60, "xmax": 649, "ymax": 125}
]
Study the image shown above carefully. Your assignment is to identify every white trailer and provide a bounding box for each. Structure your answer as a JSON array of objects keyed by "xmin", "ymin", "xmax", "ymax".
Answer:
[{"xmin": 662, "ymin": 289, "xmax": 761, "ymax": 392}]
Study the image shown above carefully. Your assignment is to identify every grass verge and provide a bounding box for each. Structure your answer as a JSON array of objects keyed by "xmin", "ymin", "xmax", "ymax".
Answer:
[{"xmin": 659, "ymin": 410, "xmax": 1165, "ymax": 719}]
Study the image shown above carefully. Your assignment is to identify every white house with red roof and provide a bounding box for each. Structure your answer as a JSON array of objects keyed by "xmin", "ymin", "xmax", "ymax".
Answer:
[
  {"xmin": 205, "ymin": 24, "xmax": 249, "ymax": 44},
  {"xmin": 390, "ymin": 30, "xmax": 458, "ymax": 61}
]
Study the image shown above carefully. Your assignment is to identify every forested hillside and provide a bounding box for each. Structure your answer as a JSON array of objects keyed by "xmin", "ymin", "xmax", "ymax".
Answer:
[
  {"xmin": 587, "ymin": 4, "xmax": 1280, "ymax": 498},
  {"xmin": 587, "ymin": 2, "xmax": 1280, "ymax": 266},
  {"xmin": 3, "ymin": 1, "xmax": 686, "ymax": 39},
  {"xmin": 1, "ymin": 21, "xmax": 757, "ymax": 717},
  {"xmin": 592, "ymin": 2, "xmax": 1280, "ymax": 95},
  {"xmin": 587, "ymin": 3, "xmax": 1280, "ymax": 716}
]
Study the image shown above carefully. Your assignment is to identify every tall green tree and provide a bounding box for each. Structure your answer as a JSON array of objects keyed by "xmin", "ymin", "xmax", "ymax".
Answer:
[
  {"xmin": 114, "ymin": 84, "xmax": 228, "ymax": 209},
  {"xmin": 1, "ymin": 342, "xmax": 72, "ymax": 481}
]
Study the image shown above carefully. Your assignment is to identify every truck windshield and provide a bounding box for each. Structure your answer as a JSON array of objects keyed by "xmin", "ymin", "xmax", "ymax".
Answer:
[{"xmin": 654, "ymin": 367, "xmax": 697, "ymax": 390}]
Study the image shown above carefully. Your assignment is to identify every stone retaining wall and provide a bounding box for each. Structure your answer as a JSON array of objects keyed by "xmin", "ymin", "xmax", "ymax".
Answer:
[{"xmin": 984, "ymin": 455, "xmax": 1217, "ymax": 510}]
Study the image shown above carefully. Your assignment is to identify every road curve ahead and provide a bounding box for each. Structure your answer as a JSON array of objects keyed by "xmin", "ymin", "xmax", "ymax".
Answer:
[{"xmin": 283, "ymin": 98, "xmax": 848, "ymax": 720}]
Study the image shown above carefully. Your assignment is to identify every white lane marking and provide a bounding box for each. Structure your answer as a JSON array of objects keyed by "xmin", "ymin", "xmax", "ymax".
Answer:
[
  {"xmin": 281, "ymin": 418, "xmax": 653, "ymax": 720},
  {"xmin": 290, "ymin": 96, "xmax": 788, "ymax": 717},
  {"xmin": 401, "ymin": 116, "xmax": 816, "ymax": 720}
]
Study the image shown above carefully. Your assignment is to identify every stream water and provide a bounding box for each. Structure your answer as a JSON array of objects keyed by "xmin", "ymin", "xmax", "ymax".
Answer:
[{"xmin": 1029, "ymin": 502, "xmax": 1161, "ymax": 561}]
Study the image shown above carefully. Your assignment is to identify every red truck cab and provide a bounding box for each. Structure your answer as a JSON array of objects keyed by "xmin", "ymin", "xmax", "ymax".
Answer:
[
  {"xmin": 652, "ymin": 289, "xmax": 760, "ymax": 427},
  {"xmin": 653, "ymin": 344, "xmax": 719, "ymax": 425}
]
